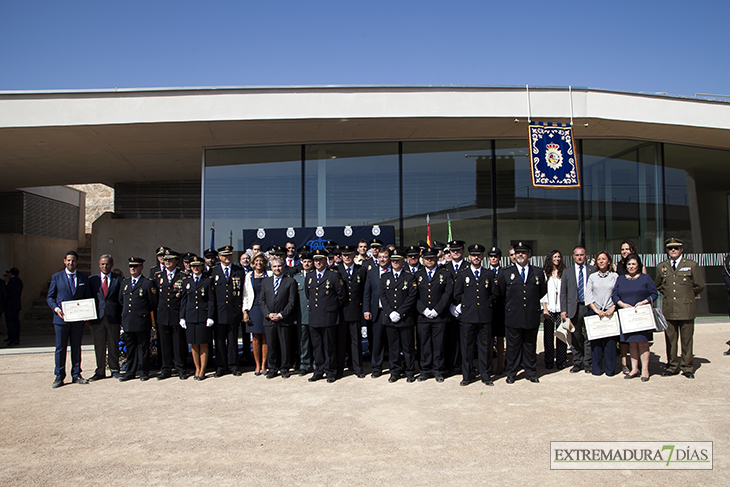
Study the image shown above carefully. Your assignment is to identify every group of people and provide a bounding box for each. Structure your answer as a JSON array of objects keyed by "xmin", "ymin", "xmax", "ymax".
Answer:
[{"xmin": 46, "ymin": 235, "xmax": 707, "ymax": 388}]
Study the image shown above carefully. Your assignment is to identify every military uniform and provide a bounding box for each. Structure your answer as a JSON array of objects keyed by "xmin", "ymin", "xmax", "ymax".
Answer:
[
  {"xmin": 210, "ymin": 260, "xmax": 245, "ymax": 376},
  {"xmin": 498, "ymin": 254, "xmax": 547, "ymax": 382},
  {"xmin": 293, "ymin": 269, "xmax": 313, "ymax": 373},
  {"xmin": 156, "ymin": 266, "xmax": 188, "ymax": 378},
  {"xmin": 655, "ymin": 239, "xmax": 705, "ymax": 375},
  {"xmin": 119, "ymin": 271, "xmax": 159, "ymax": 380},
  {"xmin": 414, "ymin": 263, "xmax": 453, "ymax": 380},
  {"xmin": 379, "ymin": 264, "xmax": 419, "ymax": 381},
  {"xmin": 306, "ymin": 267, "xmax": 347, "ymax": 380}
]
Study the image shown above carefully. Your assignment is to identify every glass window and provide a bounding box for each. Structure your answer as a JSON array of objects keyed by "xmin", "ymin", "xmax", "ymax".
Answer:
[
  {"xmin": 402, "ymin": 141, "xmax": 492, "ymax": 247},
  {"xmin": 304, "ymin": 143, "xmax": 399, "ymax": 231},
  {"xmin": 204, "ymin": 146, "xmax": 302, "ymax": 251}
]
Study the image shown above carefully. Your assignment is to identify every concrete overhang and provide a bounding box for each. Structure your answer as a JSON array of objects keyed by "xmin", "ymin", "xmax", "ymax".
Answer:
[{"xmin": 0, "ymin": 85, "xmax": 728, "ymax": 190}]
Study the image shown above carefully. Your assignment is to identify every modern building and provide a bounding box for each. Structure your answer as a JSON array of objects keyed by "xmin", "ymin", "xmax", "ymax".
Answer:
[{"xmin": 1, "ymin": 85, "xmax": 729, "ymax": 316}]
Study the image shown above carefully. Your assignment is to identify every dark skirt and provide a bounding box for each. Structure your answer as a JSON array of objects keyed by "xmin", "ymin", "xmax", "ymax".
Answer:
[
  {"xmin": 246, "ymin": 305, "xmax": 265, "ymax": 334},
  {"xmin": 186, "ymin": 322, "xmax": 213, "ymax": 345},
  {"xmin": 620, "ymin": 330, "xmax": 653, "ymax": 343}
]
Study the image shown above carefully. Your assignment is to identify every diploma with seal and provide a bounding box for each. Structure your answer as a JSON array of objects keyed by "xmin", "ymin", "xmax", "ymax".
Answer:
[
  {"xmin": 584, "ymin": 313, "xmax": 620, "ymax": 340},
  {"xmin": 61, "ymin": 298, "xmax": 98, "ymax": 322},
  {"xmin": 618, "ymin": 304, "xmax": 656, "ymax": 334}
]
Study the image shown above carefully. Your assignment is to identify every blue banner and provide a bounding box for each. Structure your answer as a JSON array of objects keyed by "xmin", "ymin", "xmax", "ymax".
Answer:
[
  {"xmin": 242, "ymin": 225, "xmax": 396, "ymax": 251},
  {"xmin": 528, "ymin": 122, "xmax": 580, "ymax": 189}
]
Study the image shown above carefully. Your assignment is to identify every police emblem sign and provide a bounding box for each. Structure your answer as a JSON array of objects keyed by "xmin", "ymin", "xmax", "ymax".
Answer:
[{"xmin": 528, "ymin": 122, "xmax": 580, "ymax": 189}]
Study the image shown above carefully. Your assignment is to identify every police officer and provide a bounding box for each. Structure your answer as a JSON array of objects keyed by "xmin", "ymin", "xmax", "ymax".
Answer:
[
  {"xmin": 179, "ymin": 256, "xmax": 216, "ymax": 380},
  {"xmin": 487, "ymin": 246, "xmax": 506, "ymax": 374},
  {"xmin": 380, "ymin": 248, "xmax": 419, "ymax": 383},
  {"xmin": 406, "ymin": 245, "xmax": 422, "ymax": 274},
  {"xmin": 210, "ymin": 245, "xmax": 245, "ymax": 377},
  {"xmin": 655, "ymin": 238, "xmax": 705, "ymax": 378},
  {"xmin": 337, "ymin": 245, "xmax": 368, "ymax": 378},
  {"xmin": 149, "ymin": 246, "xmax": 169, "ymax": 278},
  {"xmin": 119, "ymin": 257, "xmax": 159, "ymax": 382},
  {"xmin": 445, "ymin": 240, "xmax": 468, "ymax": 375},
  {"xmin": 155, "ymin": 250, "xmax": 188, "ymax": 380},
  {"xmin": 453, "ymin": 244, "xmax": 498, "ymax": 386},
  {"xmin": 498, "ymin": 242, "xmax": 547, "ymax": 384},
  {"xmin": 414, "ymin": 247, "xmax": 453, "ymax": 382},
  {"xmin": 293, "ymin": 251, "xmax": 314, "ymax": 375},
  {"xmin": 306, "ymin": 249, "xmax": 347, "ymax": 383}
]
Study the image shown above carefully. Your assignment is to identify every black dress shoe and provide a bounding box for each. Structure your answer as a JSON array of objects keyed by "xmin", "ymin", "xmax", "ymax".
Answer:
[
  {"xmin": 584, "ymin": 368, "xmax": 591, "ymax": 374},
  {"xmin": 298, "ymin": 369, "xmax": 308, "ymax": 376},
  {"xmin": 641, "ymin": 376, "xmax": 650, "ymax": 382},
  {"xmin": 662, "ymin": 370, "xmax": 677, "ymax": 377},
  {"xmin": 198, "ymin": 374, "xmax": 206, "ymax": 381},
  {"xmin": 233, "ymin": 370, "xmax": 243, "ymax": 377},
  {"xmin": 545, "ymin": 364, "xmax": 554, "ymax": 370},
  {"xmin": 406, "ymin": 376, "xmax": 416, "ymax": 383},
  {"xmin": 482, "ymin": 378, "xmax": 494, "ymax": 386},
  {"xmin": 724, "ymin": 349, "xmax": 730, "ymax": 356},
  {"xmin": 88, "ymin": 374, "xmax": 105, "ymax": 382},
  {"xmin": 417, "ymin": 375, "xmax": 429, "ymax": 382},
  {"xmin": 52, "ymin": 379, "xmax": 64, "ymax": 389},
  {"xmin": 435, "ymin": 375, "xmax": 444, "ymax": 383},
  {"xmin": 356, "ymin": 373, "xmax": 366, "ymax": 379},
  {"xmin": 459, "ymin": 380, "xmax": 469, "ymax": 386},
  {"xmin": 308, "ymin": 374, "xmax": 324, "ymax": 382},
  {"xmin": 569, "ymin": 365, "xmax": 582, "ymax": 373},
  {"xmin": 624, "ymin": 373, "xmax": 640, "ymax": 379},
  {"xmin": 112, "ymin": 371, "xmax": 123, "ymax": 379},
  {"xmin": 157, "ymin": 372, "xmax": 171, "ymax": 381},
  {"xmin": 528, "ymin": 376, "xmax": 540, "ymax": 383},
  {"xmin": 506, "ymin": 376, "xmax": 515, "ymax": 384},
  {"xmin": 388, "ymin": 375, "xmax": 399, "ymax": 383},
  {"xmin": 119, "ymin": 375, "xmax": 135, "ymax": 382},
  {"xmin": 193, "ymin": 375, "xmax": 200, "ymax": 381},
  {"xmin": 371, "ymin": 371, "xmax": 382, "ymax": 378},
  {"xmin": 326, "ymin": 376, "xmax": 336, "ymax": 383},
  {"xmin": 139, "ymin": 376, "xmax": 149, "ymax": 382},
  {"xmin": 282, "ymin": 370, "xmax": 291, "ymax": 379},
  {"xmin": 214, "ymin": 370, "xmax": 225, "ymax": 378},
  {"xmin": 683, "ymin": 371, "xmax": 695, "ymax": 379}
]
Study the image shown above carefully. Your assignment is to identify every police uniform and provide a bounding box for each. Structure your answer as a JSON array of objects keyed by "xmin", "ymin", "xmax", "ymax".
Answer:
[
  {"xmin": 379, "ymin": 249, "xmax": 419, "ymax": 382},
  {"xmin": 337, "ymin": 248, "xmax": 368, "ymax": 378},
  {"xmin": 306, "ymin": 251, "xmax": 347, "ymax": 381},
  {"xmin": 655, "ymin": 238, "xmax": 705, "ymax": 376},
  {"xmin": 453, "ymin": 244, "xmax": 497, "ymax": 385},
  {"xmin": 498, "ymin": 242, "xmax": 547, "ymax": 383},
  {"xmin": 180, "ymin": 270, "xmax": 216, "ymax": 344},
  {"xmin": 210, "ymin": 245, "xmax": 245, "ymax": 377},
  {"xmin": 148, "ymin": 246, "xmax": 169, "ymax": 279},
  {"xmin": 293, "ymin": 265, "xmax": 313, "ymax": 373},
  {"xmin": 155, "ymin": 251, "xmax": 188, "ymax": 379},
  {"xmin": 414, "ymin": 248, "xmax": 453, "ymax": 381},
  {"xmin": 443, "ymin": 240, "xmax": 468, "ymax": 374},
  {"xmin": 119, "ymin": 258, "xmax": 159, "ymax": 381}
]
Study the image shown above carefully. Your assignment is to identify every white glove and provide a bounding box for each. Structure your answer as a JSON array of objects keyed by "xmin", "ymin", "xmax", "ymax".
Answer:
[
  {"xmin": 423, "ymin": 307, "xmax": 433, "ymax": 318},
  {"xmin": 389, "ymin": 311, "xmax": 401, "ymax": 323},
  {"xmin": 206, "ymin": 318, "xmax": 214, "ymax": 327},
  {"xmin": 179, "ymin": 319, "xmax": 187, "ymax": 329},
  {"xmin": 427, "ymin": 308, "xmax": 439, "ymax": 319},
  {"xmin": 450, "ymin": 303, "xmax": 461, "ymax": 317}
]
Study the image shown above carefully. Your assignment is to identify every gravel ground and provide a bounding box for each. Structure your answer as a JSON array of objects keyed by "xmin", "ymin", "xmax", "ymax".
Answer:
[{"xmin": 1, "ymin": 322, "xmax": 729, "ymax": 486}]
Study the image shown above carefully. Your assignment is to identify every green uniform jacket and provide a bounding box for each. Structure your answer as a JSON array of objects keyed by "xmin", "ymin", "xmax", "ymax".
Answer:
[{"xmin": 655, "ymin": 258, "xmax": 705, "ymax": 320}]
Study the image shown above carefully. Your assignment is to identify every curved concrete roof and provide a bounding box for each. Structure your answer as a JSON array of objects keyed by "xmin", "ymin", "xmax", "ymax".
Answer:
[{"xmin": 0, "ymin": 86, "xmax": 728, "ymax": 190}]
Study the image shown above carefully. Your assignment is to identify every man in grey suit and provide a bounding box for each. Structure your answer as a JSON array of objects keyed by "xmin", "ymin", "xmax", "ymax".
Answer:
[
  {"xmin": 88, "ymin": 254, "xmax": 124, "ymax": 380},
  {"xmin": 560, "ymin": 246, "xmax": 595, "ymax": 373},
  {"xmin": 260, "ymin": 257, "xmax": 298, "ymax": 379}
]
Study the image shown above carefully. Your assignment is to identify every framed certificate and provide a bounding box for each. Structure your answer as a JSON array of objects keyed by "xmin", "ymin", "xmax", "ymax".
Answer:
[
  {"xmin": 61, "ymin": 298, "xmax": 98, "ymax": 322},
  {"xmin": 618, "ymin": 304, "xmax": 656, "ymax": 334},
  {"xmin": 584, "ymin": 313, "xmax": 620, "ymax": 340}
]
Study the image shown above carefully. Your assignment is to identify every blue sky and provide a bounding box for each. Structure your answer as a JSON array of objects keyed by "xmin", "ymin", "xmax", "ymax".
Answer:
[{"xmin": 1, "ymin": 1, "xmax": 727, "ymax": 97}]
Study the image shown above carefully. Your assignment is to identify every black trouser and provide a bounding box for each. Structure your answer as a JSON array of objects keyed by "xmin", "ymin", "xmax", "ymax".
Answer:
[
  {"xmin": 505, "ymin": 326, "xmax": 539, "ymax": 378},
  {"xmin": 265, "ymin": 323, "xmax": 294, "ymax": 372},
  {"xmin": 444, "ymin": 316, "xmax": 461, "ymax": 373},
  {"xmin": 386, "ymin": 325, "xmax": 416, "ymax": 377},
  {"xmin": 310, "ymin": 326, "xmax": 337, "ymax": 377},
  {"xmin": 368, "ymin": 315, "xmax": 387, "ymax": 372},
  {"xmin": 570, "ymin": 304, "xmax": 591, "ymax": 368},
  {"xmin": 417, "ymin": 320, "xmax": 446, "ymax": 377},
  {"xmin": 158, "ymin": 323, "xmax": 188, "ymax": 374},
  {"xmin": 89, "ymin": 315, "xmax": 121, "ymax": 376},
  {"xmin": 460, "ymin": 321, "xmax": 493, "ymax": 382},
  {"xmin": 214, "ymin": 322, "xmax": 240, "ymax": 373},
  {"xmin": 337, "ymin": 320, "xmax": 364, "ymax": 375},
  {"xmin": 123, "ymin": 330, "xmax": 151, "ymax": 378}
]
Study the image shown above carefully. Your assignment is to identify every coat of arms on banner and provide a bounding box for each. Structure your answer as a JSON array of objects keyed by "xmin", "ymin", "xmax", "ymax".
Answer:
[{"xmin": 528, "ymin": 122, "xmax": 580, "ymax": 188}]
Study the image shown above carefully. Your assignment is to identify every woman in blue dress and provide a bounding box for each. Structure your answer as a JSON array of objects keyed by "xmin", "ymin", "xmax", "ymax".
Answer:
[
  {"xmin": 612, "ymin": 253, "xmax": 658, "ymax": 382},
  {"xmin": 243, "ymin": 252, "xmax": 271, "ymax": 375}
]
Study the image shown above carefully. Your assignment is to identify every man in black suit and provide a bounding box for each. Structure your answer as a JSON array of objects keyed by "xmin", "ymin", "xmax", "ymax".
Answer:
[
  {"xmin": 336, "ymin": 245, "xmax": 368, "ymax": 378},
  {"xmin": 380, "ymin": 248, "xmax": 419, "ymax": 383},
  {"xmin": 306, "ymin": 249, "xmax": 347, "ymax": 383},
  {"xmin": 154, "ymin": 250, "xmax": 189, "ymax": 380},
  {"xmin": 88, "ymin": 254, "xmax": 123, "ymax": 380},
  {"xmin": 4, "ymin": 267, "xmax": 23, "ymax": 346},
  {"xmin": 210, "ymin": 245, "xmax": 245, "ymax": 377},
  {"xmin": 498, "ymin": 242, "xmax": 547, "ymax": 384},
  {"xmin": 363, "ymin": 246, "xmax": 391, "ymax": 378},
  {"xmin": 444, "ymin": 240, "xmax": 468, "ymax": 375},
  {"xmin": 560, "ymin": 246, "xmax": 596, "ymax": 373},
  {"xmin": 453, "ymin": 244, "xmax": 498, "ymax": 386},
  {"xmin": 414, "ymin": 247, "xmax": 453, "ymax": 382},
  {"xmin": 119, "ymin": 257, "xmax": 159, "ymax": 382},
  {"xmin": 259, "ymin": 257, "xmax": 298, "ymax": 378}
]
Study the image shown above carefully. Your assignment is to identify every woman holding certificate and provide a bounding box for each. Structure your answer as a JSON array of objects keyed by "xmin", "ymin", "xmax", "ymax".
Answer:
[
  {"xmin": 612, "ymin": 253, "xmax": 658, "ymax": 382},
  {"xmin": 585, "ymin": 251, "xmax": 618, "ymax": 376},
  {"xmin": 541, "ymin": 250, "xmax": 566, "ymax": 369}
]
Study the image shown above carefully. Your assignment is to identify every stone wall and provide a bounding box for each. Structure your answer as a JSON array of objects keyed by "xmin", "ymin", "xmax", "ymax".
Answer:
[{"xmin": 68, "ymin": 183, "xmax": 114, "ymax": 234}]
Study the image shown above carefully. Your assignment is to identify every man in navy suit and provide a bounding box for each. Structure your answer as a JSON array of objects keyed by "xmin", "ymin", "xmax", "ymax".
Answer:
[
  {"xmin": 363, "ymin": 247, "xmax": 391, "ymax": 378},
  {"xmin": 47, "ymin": 250, "xmax": 93, "ymax": 388},
  {"xmin": 88, "ymin": 254, "xmax": 123, "ymax": 380},
  {"xmin": 259, "ymin": 257, "xmax": 298, "ymax": 378}
]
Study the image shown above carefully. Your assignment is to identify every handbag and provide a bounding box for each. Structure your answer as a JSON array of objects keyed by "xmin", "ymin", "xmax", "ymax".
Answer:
[{"xmin": 653, "ymin": 307, "xmax": 669, "ymax": 332}]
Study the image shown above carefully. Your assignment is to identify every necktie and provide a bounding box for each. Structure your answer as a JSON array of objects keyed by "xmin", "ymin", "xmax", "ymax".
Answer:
[
  {"xmin": 578, "ymin": 265, "xmax": 585, "ymax": 302},
  {"xmin": 493, "ymin": 267, "xmax": 499, "ymax": 274},
  {"xmin": 102, "ymin": 275, "xmax": 108, "ymax": 297},
  {"xmin": 474, "ymin": 269, "xmax": 479, "ymax": 281},
  {"xmin": 347, "ymin": 267, "xmax": 352, "ymax": 277},
  {"xmin": 224, "ymin": 267, "xmax": 229, "ymax": 281},
  {"xmin": 195, "ymin": 276, "xmax": 199, "ymax": 285},
  {"xmin": 428, "ymin": 270, "xmax": 433, "ymax": 281},
  {"xmin": 274, "ymin": 277, "xmax": 280, "ymax": 295},
  {"xmin": 672, "ymin": 260, "xmax": 677, "ymax": 271},
  {"xmin": 317, "ymin": 273, "xmax": 322, "ymax": 282},
  {"xmin": 68, "ymin": 273, "xmax": 76, "ymax": 294},
  {"xmin": 520, "ymin": 266, "xmax": 526, "ymax": 283},
  {"xmin": 287, "ymin": 258, "xmax": 292, "ymax": 266},
  {"xmin": 454, "ymin": 263, "xmax": 459, "ymax": 273},
  {"xmin": 394, "ymin": 272, "xmax": 399, "ymax": 280},
  {"xmin": 411, "ymin": 267, "xmax": 417, "ymax": 274},
  {"xmin": 131, "ymin": 278, "xmax": 137, "ymax": 289}
]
